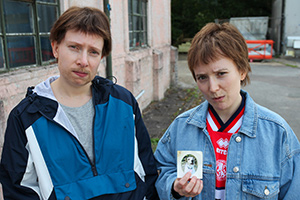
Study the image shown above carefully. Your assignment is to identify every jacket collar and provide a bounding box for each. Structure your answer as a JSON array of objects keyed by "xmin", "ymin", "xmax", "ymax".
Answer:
[
  {"xmin": 238, "ymin": 90, "xmax": 257, "ymax": 138},
  {"xmin": 186, "ymin": 90, "xmax": 257, "ymax": 138},
  {"xmin": 24, "ymin": 76, "xmax": 111, "ymax": 140},
  {"xmin": 30, "ymin": 75, "xmax": 113, "ymax": 102},
  {"xmin": 31, "ymin": 75, "xmax": 58, "ymax": 101}
]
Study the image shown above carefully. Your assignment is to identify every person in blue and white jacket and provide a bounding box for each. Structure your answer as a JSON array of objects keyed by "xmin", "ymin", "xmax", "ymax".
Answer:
[
  {"xmin": 0, "ymin": 6, "xmax": 158, "ymax": 200},
  {"xmin": 154, "ymin": 22, "xmax": 300, "ymax": 200}
]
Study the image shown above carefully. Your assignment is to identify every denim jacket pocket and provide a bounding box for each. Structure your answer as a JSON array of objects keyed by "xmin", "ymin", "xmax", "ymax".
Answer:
[{"xmin": 242, "ymin": 179, "xmax": 279, "ymax": 199}]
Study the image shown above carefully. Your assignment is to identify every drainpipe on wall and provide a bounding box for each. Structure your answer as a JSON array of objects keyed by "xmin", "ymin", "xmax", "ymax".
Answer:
[
  {"xmin": 280, "ymin": 0, "xmax": 286, "ymax": 55},
  {"xmin": 104, "ymin": 0, "xmax": 113, "ymax": 80}
]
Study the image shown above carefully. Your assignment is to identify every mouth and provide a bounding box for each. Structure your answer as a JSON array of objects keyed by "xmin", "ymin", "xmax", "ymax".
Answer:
[
  {"xmin": 74, "ymin": 71, "xmax": 88, "ymax": 77},
  {"xmin": 212, "ymin": 95, "xmax": 225, "ymax": 101}
]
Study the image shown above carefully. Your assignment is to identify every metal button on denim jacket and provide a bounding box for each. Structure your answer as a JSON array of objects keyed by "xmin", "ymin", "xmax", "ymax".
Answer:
[{"xmin": 154, "ymin": 90, "xmax": 300, "ymax": 200}]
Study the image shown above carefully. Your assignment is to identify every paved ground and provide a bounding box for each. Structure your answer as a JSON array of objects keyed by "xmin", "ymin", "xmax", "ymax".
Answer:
[
  {"xmin": 176, "ymin": 54, "xmax": 300, "ymax": 140},
  {"xmin": 244, "ymin": 61, "xmax": 300, "ymax": 140}
]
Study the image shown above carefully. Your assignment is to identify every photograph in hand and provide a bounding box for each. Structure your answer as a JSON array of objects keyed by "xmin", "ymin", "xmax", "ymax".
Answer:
[{"xmin": 177, "ymin": 151, "xmax": 203, "ymax": 179}]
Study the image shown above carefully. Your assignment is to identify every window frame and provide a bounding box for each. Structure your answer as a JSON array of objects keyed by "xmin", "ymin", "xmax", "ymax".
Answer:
[
  {"xmin": 0, "ymin": 0, "xmax": 60, "ymax": 72},
  {"xmin": 128, "ymin": 0, "xmax": 148, "ymax": 50}
]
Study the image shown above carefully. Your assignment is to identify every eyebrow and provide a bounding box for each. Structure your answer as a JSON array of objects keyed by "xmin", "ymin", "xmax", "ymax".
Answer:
[
  {"xmin": 212, "ymin": 68, "xmax": 228, "ymax": 72},
  {"xmin": 195, "ymin": 67, "xmax": 228, "ymax": 75},
  {"xmin": 66, "ymin": 40, "xmax": 102, "ymax": 52}
]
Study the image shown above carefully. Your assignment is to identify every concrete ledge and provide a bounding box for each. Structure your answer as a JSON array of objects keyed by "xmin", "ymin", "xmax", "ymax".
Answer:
[{"xmin": 272, "ymin": 57, "xmax": 300, "ymax": 68}]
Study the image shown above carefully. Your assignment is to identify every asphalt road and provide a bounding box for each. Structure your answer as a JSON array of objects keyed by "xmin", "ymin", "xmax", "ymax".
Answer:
[
  {"xmin": 177, "ymin": 56, "xmax": 300, "ymax": 140},
  {"xmin": 244, "ymin": 62, "xmax": 300, "ymax": 140}
]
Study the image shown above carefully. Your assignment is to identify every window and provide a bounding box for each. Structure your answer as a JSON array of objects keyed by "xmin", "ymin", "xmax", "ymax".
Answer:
[
  {"xmin": 0, "ymin": 0, "xmax": 60, "ymax": 70},
  {"xmin": 128, "ymin": 0, "xmax": 147, "ymax": 49}
]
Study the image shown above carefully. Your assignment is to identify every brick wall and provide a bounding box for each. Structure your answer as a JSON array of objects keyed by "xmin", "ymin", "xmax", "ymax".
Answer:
[{"xmin": 0, "ymin": 65, "xmax": 59, "ymax": 152}]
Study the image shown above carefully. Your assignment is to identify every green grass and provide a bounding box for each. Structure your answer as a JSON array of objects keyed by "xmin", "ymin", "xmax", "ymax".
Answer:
[
  {"xmin": 285, "ymin": 63, "xmax": 298, "ymax": 68},
  {"xmin": 151, "ymin": 137, "xmax": 160, "ymax": 152}
]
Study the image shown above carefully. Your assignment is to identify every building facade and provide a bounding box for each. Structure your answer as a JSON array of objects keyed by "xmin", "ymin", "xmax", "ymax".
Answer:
[
  {"xmin": 0, "ymin": 0, "xmax": 175, "ymax": 197},
  {"xmin": 270, "ymin": 0, "xmax": 300, "ymax": 56}
]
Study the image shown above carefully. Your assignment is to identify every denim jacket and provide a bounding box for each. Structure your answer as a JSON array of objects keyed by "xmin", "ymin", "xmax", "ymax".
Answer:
[{"xmin": 154, "ymin": 90, "xmax": 300, "ymax": 200}]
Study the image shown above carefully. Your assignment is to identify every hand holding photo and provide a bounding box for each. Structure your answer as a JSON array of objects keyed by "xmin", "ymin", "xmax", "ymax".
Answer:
[{"xmin": 177, "ymin": 151, "xmax": 203, "ymax": 179}]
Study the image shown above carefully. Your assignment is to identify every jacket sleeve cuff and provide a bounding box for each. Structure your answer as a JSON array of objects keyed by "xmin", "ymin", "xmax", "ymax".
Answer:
[{"xmin": 171, "ymin": 181, "xmax": 183, "ymax": 199}]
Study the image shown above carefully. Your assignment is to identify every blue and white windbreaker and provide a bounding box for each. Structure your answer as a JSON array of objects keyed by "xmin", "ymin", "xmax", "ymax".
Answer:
[{"xmin": 0, "ymin": 76, "xmax": 158, "ymax": 200}]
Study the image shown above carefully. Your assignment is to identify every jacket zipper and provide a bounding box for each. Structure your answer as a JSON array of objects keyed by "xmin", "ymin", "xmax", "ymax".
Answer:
[
  {"xmin": 39, "ymin": 111, "xmax": 99, "ymax": 177},
  {"xmin": 91, "ymin": 95, "xmax": 97, "ymax": 176}
]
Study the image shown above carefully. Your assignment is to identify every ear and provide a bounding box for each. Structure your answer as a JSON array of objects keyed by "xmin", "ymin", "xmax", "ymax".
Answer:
[
  {"xmin": 240, "ymin": 70, "xmax": 247, "ymax": 81},
  {"xmin": 51, "ymin": 41, "xmax": 59, "ymax": 58}
]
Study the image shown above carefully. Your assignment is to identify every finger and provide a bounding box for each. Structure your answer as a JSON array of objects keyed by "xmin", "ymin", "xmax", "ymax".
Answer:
[
  {"xmin": 183, "ymin": 176, "xmax": 198, "ymax": 193},
  {"xmin": 180, "ymin": 172, "xmax": 192, "ymax": 184},
  {"xmin": 174, "ymin": 177, "xmax": 188, "ymax": 193},
  {"xmin": 174, "ymin": 178, "xmax": 190, "ymax": 196},
  {"xmin": 198, "ymin": 180, "xmax": 203, "ymax": 194},
  {"xmin": 174, "ymin": 178, "xmax": 183, "ymax": 190},
  {"xmin": 183, "ymin": 179, "xmax": 203, "ymax": 197},
  {"xmin": 177, "ymin": 172, "xmax": 191, "ymax": 189},
  {"xmin": 191, "ymin": 179, "xmax": 203, "ymax": 196},
  {"xmin": 174, "ymin": 173, "xmax": 195, "ymax": 196}
]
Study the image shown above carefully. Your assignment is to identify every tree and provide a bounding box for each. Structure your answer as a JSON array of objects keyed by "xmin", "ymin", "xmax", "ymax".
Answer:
[{"xmin": 171, "ymin": 0, "xmax": 273, "ymax": 46}]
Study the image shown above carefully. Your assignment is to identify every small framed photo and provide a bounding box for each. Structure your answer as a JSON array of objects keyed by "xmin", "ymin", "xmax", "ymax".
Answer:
[{"xmin": 177, "ymin": 151, "xmax": 203, "ymax": 179}]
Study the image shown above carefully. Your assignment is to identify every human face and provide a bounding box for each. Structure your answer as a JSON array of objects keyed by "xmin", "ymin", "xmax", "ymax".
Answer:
[
  {"xmin": 194, "ymin": 57, "xmax": 246, "ymax": 119},
  {"xmin": 51, "ymin": 30, "xmax": 104, "ymax": 89}
]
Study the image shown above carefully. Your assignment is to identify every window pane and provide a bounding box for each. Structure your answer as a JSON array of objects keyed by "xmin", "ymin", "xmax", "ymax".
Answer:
[
  {"xmin": 129, "ymin": 32, "xmax": 133, "ymax": 47},
  {"xmin": 133, "ymin": 32, "xmax": 140, "ymax": 47},
  {"xmin": 133, "ymin": 0, "xmax": 139, "ymax": 14},
  {"xmin": 41, "ymin": 36, "xmax": 54, "ymax": 61},
  {"xmin": 128, "ymin": 0, "xmax": 132, "ymax": 15},
  {"xmin": 141, "ymin": 32, "xmax": 146, "ymax": 47},
  {"xmin": 142, "ymin": 16, "xmax": 147, "ymax": 31},
  {"xmin": 3, "ymin": 0, "xmax": 33, "ymax": 33},
  {"xmin": 128, "ymin": 0, "xmax": 147, "ymax": 48},
  {"xmin": 133, "ymin": 16, "xmax": 139, "ymax": 31},
  {"xmin": 128, "ymin": 13, "xmax": 133, "ymax": 31},
  {"xmin": 0, "ymin": 10, "xmax": 2, "ymax": 33},
  {"xmin": 139, "ymin": 32, "xmax": 144, "ymax": 47},
  {"xmin": 141, "ymin": 1, "xmax": 146, "ymax": 15},
  {"xmin": 38, "ymin": 4, "xmax": 57, "ymax": 32},
  {"xmin": 139, "ymin": 16, "xmax": 146, "ymax": 31},
  {"xmin": 38, "ymin": 0, "xmax": 56, "ymax": 2},
  {"xmin": 0, "ymin": 40, "xmax": 4, "ymax": 68},
  {"xmin": 7, "ymin": 36, "xmax": 36, "ymax": 68}
]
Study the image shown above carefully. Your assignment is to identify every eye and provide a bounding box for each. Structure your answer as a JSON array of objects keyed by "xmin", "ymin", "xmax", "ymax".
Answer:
[
  {"xmin": 69, "ymin": 45, "xmax": 79, "ymax": 50},
  {"xmin": 90, "ymin": 50, "xmax": 100, "ymax": 56},
  {"xmin": 196, "ymin": 75, "xmax": 207, "ymax": 81},
  {"xmin": 217, "ymin": 72, "xmax": 226, "ymax": 76}
]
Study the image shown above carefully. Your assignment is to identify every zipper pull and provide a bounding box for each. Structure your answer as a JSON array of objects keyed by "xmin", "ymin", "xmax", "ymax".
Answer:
[{"xmin": 91, "ymin": 165, "xmax": 98, "ymax": 176}]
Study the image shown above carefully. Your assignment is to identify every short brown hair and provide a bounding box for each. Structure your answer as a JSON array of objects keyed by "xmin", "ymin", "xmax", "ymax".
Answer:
[
  {"xmin": 187, "ymin": 22, "xmax": 251, "ymax": 86},
  {"xmin": 50, "ymin": 6, "xmax": 112, "ymax": 57}
]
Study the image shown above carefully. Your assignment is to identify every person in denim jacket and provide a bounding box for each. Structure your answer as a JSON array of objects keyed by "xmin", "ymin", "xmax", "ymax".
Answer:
[{"xmin": 154, "ymin": 22, "xmax": 300, "ymax": 200}]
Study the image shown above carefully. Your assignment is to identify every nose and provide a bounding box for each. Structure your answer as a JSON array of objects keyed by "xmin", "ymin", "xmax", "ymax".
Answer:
[
  {"xmin": 209, "ymin": 77, "xmax": 219, "ymax": 92},
  {"xmin": 77, "ymin": 51, "xmax": 88, "ymax": 67}
]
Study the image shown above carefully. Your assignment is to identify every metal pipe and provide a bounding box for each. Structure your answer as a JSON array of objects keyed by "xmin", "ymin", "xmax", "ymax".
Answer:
[
  {"xmin": 135, "ymin": 90, "xmax": 145, "ymax": 100},
  {"xmin": 104, "ymin": 0, "xmax": 113, "ymax": 80}
]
